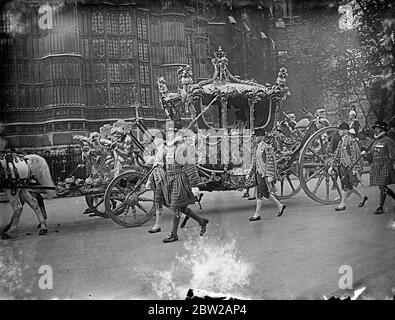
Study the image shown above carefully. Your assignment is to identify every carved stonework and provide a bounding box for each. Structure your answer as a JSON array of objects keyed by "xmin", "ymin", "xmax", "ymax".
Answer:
[
  {"xmin": 177, "ymin": 65, "xmax": 194, "ymax": 115},
  {"xmin": 157, "ymin": 46, "xmax": 290, "ymax": 132},
  {"xmin": 213, "ymin": 46, "xmax": 229, "ymax": 81},
  {"xmin": 177, "ymin": 65, "xmax": 193, "ymax": 88},
  {"xmin": 220, "ymin": 94, "xmax": 228, "ymax": 128},
  {"xmin": 100, "ymin": 124, "xmax": 112, "ymax": 138},
  {"xmin": 157, "ymin": 76, "xmax": 169, "ymax": 96}
]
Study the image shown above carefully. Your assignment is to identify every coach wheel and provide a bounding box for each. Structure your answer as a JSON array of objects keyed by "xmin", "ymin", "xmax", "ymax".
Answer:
[
  {"xmin": 298, "ymin": 126, "xmax": 342, "ymax": 205},
  {"xmin": 85, "ymin": 194, "xmax": 108, "ymax": 218},
  {"xmin": 104, "ymin": 171, "xmax": 155, "ymax": 228},
  {"xmin": 275, "ymin": 162, "xmax": 302, "ymax": 200}
]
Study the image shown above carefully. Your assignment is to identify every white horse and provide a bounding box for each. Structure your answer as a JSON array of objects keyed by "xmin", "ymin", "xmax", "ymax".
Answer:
[{"xmin": 1, "ymin": 154, "xmax": 55, "ymax": 239}]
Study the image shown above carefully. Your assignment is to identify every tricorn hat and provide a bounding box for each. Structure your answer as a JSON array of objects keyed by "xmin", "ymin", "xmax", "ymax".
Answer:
[
  {"xmin": 338, "ymin": 122, "xmax": 350, "ymax": 130},
  {"xmin": 372, "ymin": 121, "xmax": 388, "ymax": 131}
]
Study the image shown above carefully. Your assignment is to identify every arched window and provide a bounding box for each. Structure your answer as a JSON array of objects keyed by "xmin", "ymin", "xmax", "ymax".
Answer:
[
  {"xmin": 1, "ymin": 11, "xmax": 13, "ymax": 33},
  {"xmin": 107, "ymin": 12, "xmax": 118, "ymax": 34},
  {"xmin": 119, "ymin": 12, "xmax": 125, "ymax": 33},
  {"xmin": 120, "ymin": 12, "xmax": 132, "ymax": 34},
  {"xmin": 91, "ymin": 12, "xmax": 104, "ymax": 33},
  {"xmin": 97, "ymin": 12, "xmax": 104, "ymax": 33},
  {"xmin": 125, "ymin": 13, "xmax": 132, "ymax": 33},
  {"xmin": 91, "ymin": 12, "xmax": 97, "ymax": 32}
]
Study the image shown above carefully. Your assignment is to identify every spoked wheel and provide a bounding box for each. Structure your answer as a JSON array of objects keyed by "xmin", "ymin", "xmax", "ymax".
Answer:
[
  {"xmin": 298, "ymin": 126, "xmax": 342, "ymax": 205},
  {"xmin": 275, "ymin": 162, "xmax": 302, "ymax": 200},
  {"xmin": 104, "ymin": 170, "xmax": 155, "ymax": 228},
  {"xmin": 85, "ymin": 194, "xmax": 108, "ymax": 218}
]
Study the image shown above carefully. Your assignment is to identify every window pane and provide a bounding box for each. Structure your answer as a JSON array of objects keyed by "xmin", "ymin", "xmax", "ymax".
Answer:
[
  {"xmin": 142, "ymin": 18, "xmax": 147, "ymax": 39},
  {"xmin": 145, "ymin": 87, "xmax": 151, "ymax": 106},
  {"xmin": 139, "ymin": 65, "xmax": 144, "ymax": 83},
  {"xmin": 140, "ymin": 87, "xmax": 146, "ymax": 106},
  {"xmin": 121, "ymin": 62, "xmax": 134, "ymax": 82},
  {"xmin": 120, "ymin": 38, "xmax": 133, "ymax": 58},
  {"xmin": 144, "ymin": 65, "xmax": 149, "ymax": 83},
  {"xmin": 17, "ymin": 61, "xmax": 30, "ymax": 82},
  {"xmin": 107, "ymin": 38, "xmax": 118, "ymax": 58},
  {"xmin": 95, "ymin": 84, "xmax": 107, "ymax": 105},
  {"xmin": 94, "ymin": 61, "xmax": 106, "ymax": 82},
  {"xmin": 138, "ymin": 42, "xmax": 143, "ymax": 60},
  {"xmin": 92, "ymin": 38, "xmax": 105, "ymax": 58},
  {"xmin": 143, "ymin": 43, "xmax": 148, "ymax": 60},
  {"xmin": 107, "ymin": 13, "xmax": 118, "ymax": 34},
  {"xmin": 109, "ymin": 62, "xmax": 120, "ymax": 82},
  {"xmin": 91, "ymin": 12, "xmax": 104, "ymax": 33},
  {"xmin": 110, "ymin": 85, "xmax": 121, "ymax": 106},
  {"xmin": 137, "ymin": 18, "xmax": 142, "ymax": 38}
]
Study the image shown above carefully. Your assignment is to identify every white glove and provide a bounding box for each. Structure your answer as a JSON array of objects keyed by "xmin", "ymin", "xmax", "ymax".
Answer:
[
  {"xmin": 246, "ymin": 174, "xmax": 250, "ymax": 181},
  {"xmin": 328, "ymin": 167, "xmax": 334, "ymax": 175},
  {"xmin": 145, "ymin": 180, "xmax": 152, "ymax": 189},
  {"xmin": 361, "ymin": 151, "xmax": 367, "ymax": 156},
  {"xmin": 267, "ymin": 176, "xmax": 273, "ymax": 183}
]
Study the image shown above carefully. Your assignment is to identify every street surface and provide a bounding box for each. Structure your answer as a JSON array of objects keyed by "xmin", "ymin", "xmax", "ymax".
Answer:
[{"xmin": 1, "ymin": 173, "xmax": 394, "ymax": 300}]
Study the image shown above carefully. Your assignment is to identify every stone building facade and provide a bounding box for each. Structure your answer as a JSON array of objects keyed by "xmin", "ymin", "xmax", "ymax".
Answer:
[
  {"xmin": 0, "ymin": 0, "xmax": 363, "ymax": 150},
  {"xmin": 0, "ymin": 0, "xmax": 210, "ymax": 150}
]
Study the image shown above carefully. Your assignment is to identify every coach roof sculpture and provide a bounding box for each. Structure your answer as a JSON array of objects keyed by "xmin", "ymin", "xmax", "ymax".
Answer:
[{"xmin": 157, "ymin": 46, "xmax": 290, "ymax": 131}]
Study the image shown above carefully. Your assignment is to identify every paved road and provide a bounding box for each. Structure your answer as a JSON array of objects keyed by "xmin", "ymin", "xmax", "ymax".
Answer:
[{"xmin": 1, "ymin": 174, "xmax": 395, "ymax": 300}]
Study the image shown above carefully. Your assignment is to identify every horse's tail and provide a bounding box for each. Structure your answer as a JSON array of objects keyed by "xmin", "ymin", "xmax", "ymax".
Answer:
[{"xmin": 26, "ymin": 154, "xmax": 56, "ymax": 199}]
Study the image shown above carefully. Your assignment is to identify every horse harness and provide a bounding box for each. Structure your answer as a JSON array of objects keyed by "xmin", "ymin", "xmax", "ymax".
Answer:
[{"xmin": 0, "ymin": 152, "xmax": 29, "ymax": 195}]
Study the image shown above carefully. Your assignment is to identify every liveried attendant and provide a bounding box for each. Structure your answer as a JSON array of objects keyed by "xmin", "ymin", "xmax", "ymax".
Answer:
[
  {"xmin": 387, "ymin": 119, "xmax": 395, "ymax": 210},
  {"xmin": 147, "ymin": 128, "xmax": 209, "ymax": 243},
  {"xmin": 247, "ymin": 132, "xmax": 286, "ymax": 221},
  {"xmin": 362, "ymin": 121, "xmax": 395, "ymax": 214},
  {"xmin": 329, "ymin": 122, "xmax": 368, "ymax": 211}
]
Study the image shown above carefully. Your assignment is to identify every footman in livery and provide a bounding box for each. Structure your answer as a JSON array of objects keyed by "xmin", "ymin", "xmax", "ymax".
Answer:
[
  {"xmin": 329, "ymin": 122, "xmax": 368, "ymax": 211},
  {"xmin": 363, "ymin": 121, "xmax": 395, "ymax": 214},
  {"xmin": 247, "ymin": 132, "xmax": 286, "ymax": 221}
]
